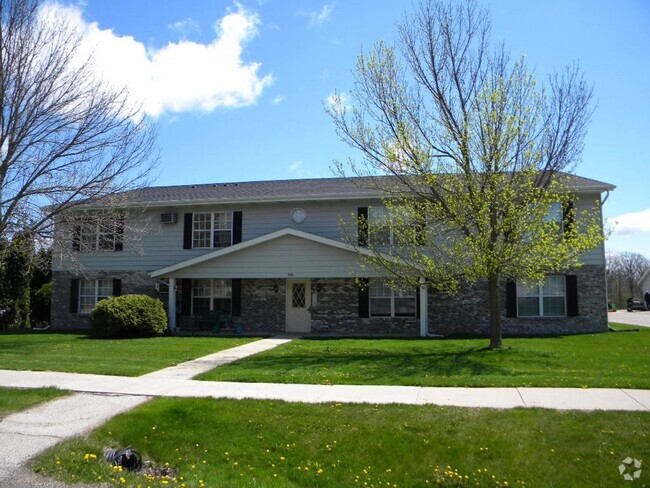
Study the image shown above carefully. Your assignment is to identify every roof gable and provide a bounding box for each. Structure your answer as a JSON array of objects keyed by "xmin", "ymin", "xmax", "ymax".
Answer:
[{"xmin": 150, "ymin": 228, "xmax": 376, "ymax": 278}]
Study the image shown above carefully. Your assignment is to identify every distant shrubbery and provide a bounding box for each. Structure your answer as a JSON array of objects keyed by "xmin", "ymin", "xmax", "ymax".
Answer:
[{"xmin": 91, "ymin": 294, "xmax": 167, "ymax": 338}]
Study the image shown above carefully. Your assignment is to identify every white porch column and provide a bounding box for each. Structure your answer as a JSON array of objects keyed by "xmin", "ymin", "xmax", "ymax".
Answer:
[
  {"xmin": 168, "ymin": 277, "xmax": 176, "ymax": 332},
  {"xmin": 419, "ymin": 278, "xmax": 428, "ymax": 337}
]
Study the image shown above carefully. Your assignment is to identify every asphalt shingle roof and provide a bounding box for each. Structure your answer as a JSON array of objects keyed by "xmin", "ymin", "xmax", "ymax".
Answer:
[{"xmin": 95, "ymin": 174, "xmax": 616, "ymax": 207}]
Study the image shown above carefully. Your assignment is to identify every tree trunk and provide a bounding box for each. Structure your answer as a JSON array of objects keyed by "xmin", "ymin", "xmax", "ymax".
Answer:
[{"xmin": 488, "ymin": 274, "xmax": 502, "ymax": 349}]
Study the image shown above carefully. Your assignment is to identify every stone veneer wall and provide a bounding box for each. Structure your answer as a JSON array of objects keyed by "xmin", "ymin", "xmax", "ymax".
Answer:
[
  {"xmin": 428, "ymin": 265, "xmax": 608, "ymax": 336},
  {"xmin": 310, "ymin": 279, "xmax": 420, "ymax": 336},
  {"xmin": 51, "ymin": 271, "xmax": 159, "ymax": 329},
  {"xmin": 52, "ymin": 265, "xmax": 608, "ymax": 336},
  {"xmin": 238, "ymin": 279, "xmax": 286, "ymax": 333}
]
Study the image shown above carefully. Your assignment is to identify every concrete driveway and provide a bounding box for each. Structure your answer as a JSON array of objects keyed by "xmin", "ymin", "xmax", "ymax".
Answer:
[{"xmin": 608, "ymin": 310, "xmax": 650, "ymax": 328}]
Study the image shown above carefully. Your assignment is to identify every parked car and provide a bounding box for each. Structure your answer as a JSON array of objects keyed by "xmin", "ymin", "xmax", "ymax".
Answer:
[{"xmin": 626, "ymin": 297, "xmax": 647, "ymax": 312}]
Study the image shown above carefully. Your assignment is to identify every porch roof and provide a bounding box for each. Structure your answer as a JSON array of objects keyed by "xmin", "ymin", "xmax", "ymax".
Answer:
[{"xmin": 149, "ymin": 228, "xmax": 383, "ymax": 279}]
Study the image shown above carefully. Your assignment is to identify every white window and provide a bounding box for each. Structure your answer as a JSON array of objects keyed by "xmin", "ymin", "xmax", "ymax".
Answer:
[
  {"xmin": 368, "ymin": 206, "xmax": 424, "ymax": 246},
  {"xmin": 545, "ymin": 202, "xmax": 564, "ymax": 231},
  {"xmin": 191, "ymin": 279, "xmax": 232, "ymax": 315},
  {"xmin": 79, "ymin": 279, "xmax": 113, "ymax": 314},
  {"xmin": 369, "ymin": 280, "xmax": 416, "ymax": 317},
  {"xmin": 368, "ymin": 207, "xmax": 394, "ymax": 245},
  {"xmin": 192, "ymin": 212, "xmax": 233, "ymax": 249},
  {"xmin": 77, "ymin": 216, "xmax": 120, "ymax": 251},
  {"xmin": 517, "ymin": 275, "xmax": 566, "ymax": 317}
]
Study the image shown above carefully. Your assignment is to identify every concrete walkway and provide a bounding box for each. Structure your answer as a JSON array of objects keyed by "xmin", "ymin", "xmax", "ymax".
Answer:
[
  {"xmin": 608, "ymin": 309, "xmax": 650, "ymax": 327},
  {"xmin": 1, "ymin": 368, "xmax": 649, "ymax": 411},
  {"xmin": 0, "ymin": 336, "xmax": 293, "ymax": 487},
  {"xmin": 1, "ymin": 334, "xmax": 649, "ymax": 486}
]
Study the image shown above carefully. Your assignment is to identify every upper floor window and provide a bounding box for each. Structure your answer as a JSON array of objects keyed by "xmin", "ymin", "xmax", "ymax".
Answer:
[
  {"xmin": 73, "ymin": 215, "xmax": 123, "ymax": 252},
  {"xmin": 368, "ymin": 207, "xmax": 393, "ymax": 245},
  {"xmin": 367, "ymin": 206, "xmax": 425, "ymax": 246},
  {"xmin": 192, "ymin": 212, "xmax": 233, "ymax": 249},
  {"xmin": 369, "ymin": 279, "xmax": 416, "ymax": 317},
  {"xmin": 544, "ymin": 202, "xmax": 564, "ymax": 230},
  {"xmin": 79, "ymin": 279, "xmax": 113, "ymax": 314},
  {"xmin": 517, "ymin": 275, "xmax": 566, "ymax": 317}
]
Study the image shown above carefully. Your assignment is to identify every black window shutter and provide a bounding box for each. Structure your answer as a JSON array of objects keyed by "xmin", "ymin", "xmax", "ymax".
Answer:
[
  {"xmin": 112, "ymin": 279, "xmax": 122, "ymax": 297},
  {"xmin": 70, "ymin": 279, "xmax": 79, "ymax": 313},
  {"xmin": 181, "ymin": 279, "xmax": 192, "ymax": 316},
  {"xmin": 114, "ymin": 216, "xmax": 124, "ymax": 251},
  {"xmin": 231, "ymin": 279, "xmax": 242, "ymax": 317},
  {"xmin": 358, "ymin": 278, "xmax": 370, "ymax": 318},
  {"xmin": 562, "ymin": 201, "xmax": 574, "ymax": 237},
  {"xmin": 233, "ymin": 211, "xmax": 242, "ymax": 244},
  {"xmin": 505, "ymin": 280, "xmax": 517, "ymax": 318},
  {"xmin": 566, "ymin": 275, "xmax": 579, "ymax": 316},
  {"xmin": 183, "ymin": 213, "xmax": 193, "ymax": 249},
  {"xmin": 358, "ymin": 207, "xmax": 368, "ymax": 247},
  {"xmin": 72, "ymin": 225, "xmax": 81, "ymax": 251},
  {"xmin": 416, "ymin": 287, "xmax": 421, "ymax": 318}
]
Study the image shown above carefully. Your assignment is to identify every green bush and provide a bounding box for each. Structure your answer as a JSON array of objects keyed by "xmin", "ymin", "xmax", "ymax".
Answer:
[
  {"xmin": 91, "ymin": 294, "xmax": 167, "ymax": 338},
  {"xmin": 31, "ymin": 282, "xmax": 52, "ymax": 325}
]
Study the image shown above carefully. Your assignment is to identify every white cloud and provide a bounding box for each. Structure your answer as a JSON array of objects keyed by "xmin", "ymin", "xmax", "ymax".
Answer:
[
  {"xmin": 325, "ymin": 91, "xmax": 350, "ymax": 114},
  {"xmin": 271, "ymin": 95, "xmax": 285, "ymax": 105},
  {"xmin": 611, "ymin": 208, "xmax": 650, "ymax": 236},
  {"xmin": 298, "ymin": 4, "xmax": 334, "ymax": 27},
  {"xmin": 287, "ymin": 160, "xmax": 315, "ymax": 178},
  {"xmin": 41, "ymin": 3, "xmax": 273, "ymax": 118},
  {"xmin": 168, "ymin": 18, "xmax": 201, "ymax": 39},
  {"xmin": 288, "ymin": 161, "xmax": 303, "ymax": 172}
]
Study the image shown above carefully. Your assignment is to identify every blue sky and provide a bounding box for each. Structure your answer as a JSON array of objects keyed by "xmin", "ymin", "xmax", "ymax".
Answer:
[{"xmin": 58, "ymin": 0, "xmax": 649, "ymax": 257}]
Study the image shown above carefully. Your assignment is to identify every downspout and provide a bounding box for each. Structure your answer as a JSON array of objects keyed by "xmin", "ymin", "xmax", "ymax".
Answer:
[{"xmin": 420, "ymin": 278, "xmax": 444, "ymax": 338}]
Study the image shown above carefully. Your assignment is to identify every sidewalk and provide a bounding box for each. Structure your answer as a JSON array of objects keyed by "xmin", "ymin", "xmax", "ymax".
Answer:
[
  {"xmin": 1, "ymin": 335, "xmax": 648, "ymax": 486},
  {"xmin": 1, "ymin": 368, "xmax": 649, "ymax": 411},
  {"xmin": 609, "ymin": 309, "xmax": 650, "ymax": 328}
]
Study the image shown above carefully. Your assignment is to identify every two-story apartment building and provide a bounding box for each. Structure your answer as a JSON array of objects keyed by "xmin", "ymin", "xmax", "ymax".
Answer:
[{"xmin": 51, "ymin": 175, "xmax": 615, "ymax": 337}]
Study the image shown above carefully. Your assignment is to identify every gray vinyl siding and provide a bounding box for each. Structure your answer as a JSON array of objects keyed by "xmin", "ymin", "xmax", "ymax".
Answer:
[
  {"xmin": 53, "ymin": 200, "xmax": 368, "ymax": 272},
  {"xmin": 169, "ymin": 235, "xmax": 374, "ymax": 279},
  {"xmin": 574, "ymin": 193, "xmax": 606, "ymax": 266},
  {"xmin": 53, "ymin": 193, "xmax": 607, "ymax": 273}
]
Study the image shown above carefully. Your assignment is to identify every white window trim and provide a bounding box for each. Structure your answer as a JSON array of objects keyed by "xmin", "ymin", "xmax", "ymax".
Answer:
[
  {"xmin": 191, "ymin": 279, "xmax": 232, "ymax": 315},
  {"xmin": 369, "ymin": 280, "xmax": 416, "ymax": 318},
  {"xmin": 78, "ymin": 279, "xmax": 113, "ymax": 314},
  {"xmin": 368, "ymin": 206, "xmax": 423, "ymax": 246},
  {"xmin": 516, "ymin": 275, "xmax": 567, "ymax": 318},
  {"xmin": 78, "ymin": 218, "xmax": 118, "ymax": 252},
  {"xmin": 192, "ymin": 212, "xmax": 233, "ymax": 249}
]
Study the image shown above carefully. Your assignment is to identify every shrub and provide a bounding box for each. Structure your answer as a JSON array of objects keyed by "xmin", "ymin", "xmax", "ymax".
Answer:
[
  {"xmin": 91, "ymin": 294, "xmax": 167, "ymax": 338},
  {"xmin": 31, "ymin": 282, "xmax": 52, "ymax": 325}
]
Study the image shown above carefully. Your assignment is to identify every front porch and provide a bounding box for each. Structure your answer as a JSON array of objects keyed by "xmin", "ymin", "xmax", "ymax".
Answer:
[{"xmin": 150, "ymin": 228, "xmax": 429, "ymax": 337}]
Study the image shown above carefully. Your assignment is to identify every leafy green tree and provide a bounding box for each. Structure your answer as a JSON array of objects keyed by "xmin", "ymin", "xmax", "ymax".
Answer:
[
  {"xmin": 328, "ymin": 0, "xmax": 604, "ymax": 348},
  {"xmin": 0, "ymin": 233, "xmax": 32, "ymax": 329}
]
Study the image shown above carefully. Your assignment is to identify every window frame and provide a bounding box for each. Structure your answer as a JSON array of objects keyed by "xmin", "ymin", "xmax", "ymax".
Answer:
[
  {"xmin": 77, "ymin": 216, "xmax": 119, "ymax": 252},
  {"xmin": 191, "ymin": 279, "xmax": 232, "ymax": 316},
  {"xmin": 78, "ymin": 279, "xmax": 113, "ymax": 314},
  {"xmin": 368, "ymin": 206, "xmax": 423, "ymax": 246},
  {"xmin": 516, "ymin": 275, "xmax": 567, "ymax": 318},
  {"xmin": 192, "ymin": 212, "xmax": 234, "ymax": 249},
  {"xmin": 369, "ymin": 279, "xmax": 416, "ymax": 318}
]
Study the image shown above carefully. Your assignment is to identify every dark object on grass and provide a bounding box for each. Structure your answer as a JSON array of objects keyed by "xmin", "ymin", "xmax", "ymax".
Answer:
[
  {"xmin": 609, "ymin": 326, "xmax": 640, "ymax": 332},
  {"xmin": 104, "ymin": 446, "xmax": 143, "ymax": 472}
]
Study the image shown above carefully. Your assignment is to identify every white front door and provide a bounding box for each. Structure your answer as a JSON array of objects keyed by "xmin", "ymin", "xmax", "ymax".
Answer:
[{"xmin": 286, "ymin": 279, "xmax": 311, "ymax": 333}]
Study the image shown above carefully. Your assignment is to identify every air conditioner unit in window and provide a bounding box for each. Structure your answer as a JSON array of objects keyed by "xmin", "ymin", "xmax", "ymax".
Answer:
[{"xmin": 160, "ymin": 212, "xmax": 178, "ymax": 224}]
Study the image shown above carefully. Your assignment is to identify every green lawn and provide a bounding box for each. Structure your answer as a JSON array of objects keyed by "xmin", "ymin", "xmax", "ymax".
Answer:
[
  {"xmin": 34, "ymin": 397, "xmax": 650, "ymax": 487},
  {"xmin": 0, "ymin": 387, "xmax": 69, "ymax": 418},
  {"xmin": 0, "ymin": 332, "xmax": 259, "ymax": 376},
  {"xmin": 197, "ymin": 324, "xmax": 650, "ymax": 388}
]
